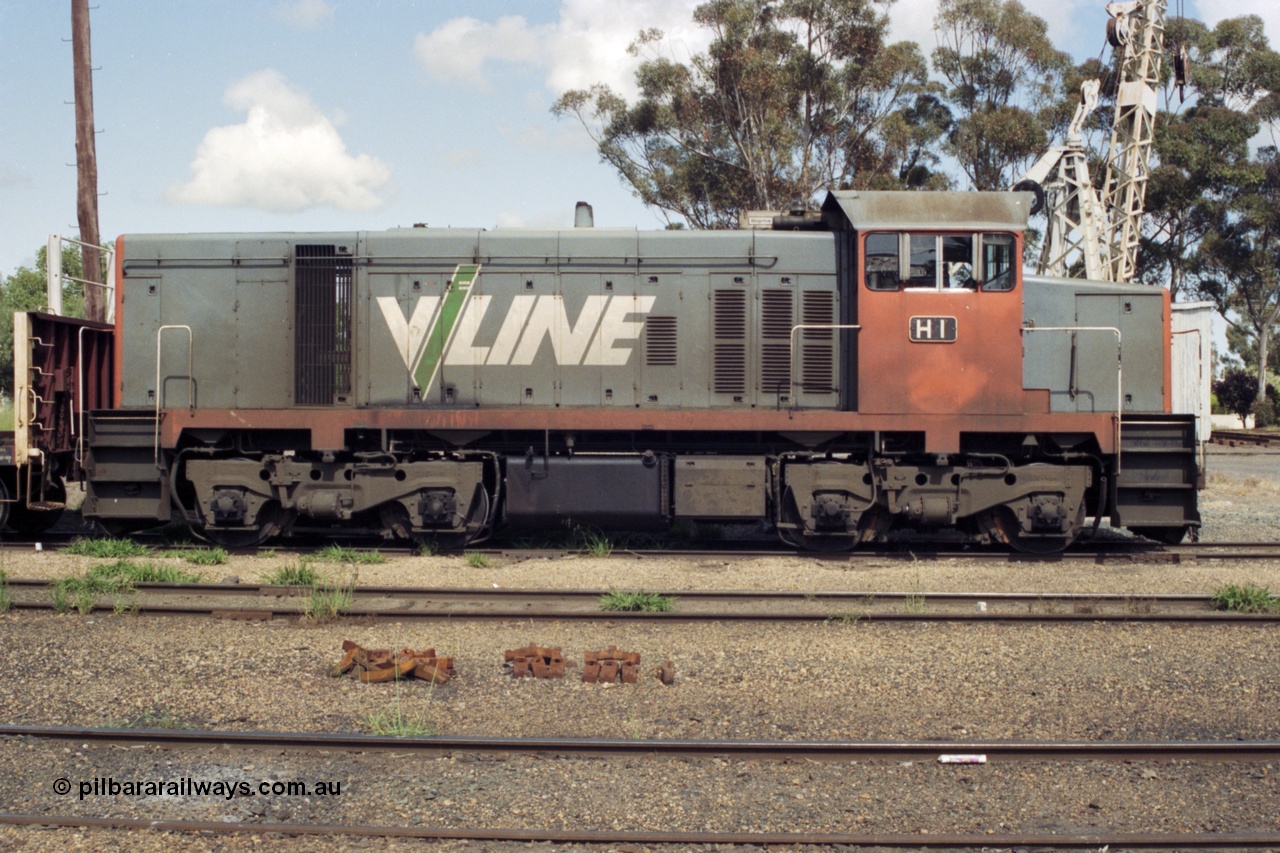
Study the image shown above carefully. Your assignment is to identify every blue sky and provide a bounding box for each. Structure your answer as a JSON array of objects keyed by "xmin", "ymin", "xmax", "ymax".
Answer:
[{"xmin": 1, "ymin": 0, "xmax": 1276, "ymax": 278}]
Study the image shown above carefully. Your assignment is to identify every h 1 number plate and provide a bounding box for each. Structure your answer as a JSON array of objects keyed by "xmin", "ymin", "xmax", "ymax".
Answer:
[{"xmin": 909, "ymin": 316, "xmax": 957, "ymax": 342}]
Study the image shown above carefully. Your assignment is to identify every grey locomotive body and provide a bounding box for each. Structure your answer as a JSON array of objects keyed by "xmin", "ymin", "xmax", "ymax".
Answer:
[{"xmin": 14, "ymin": 190, "xmax": 1198, "ymax": 551}]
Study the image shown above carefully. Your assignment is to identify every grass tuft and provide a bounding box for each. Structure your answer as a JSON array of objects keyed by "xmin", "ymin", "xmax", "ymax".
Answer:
[
  {"xmin": 263, "ymin": 565, "xmax": 319, "ymax": 586},
  {"xmin": 599, "ymin": 589, "xmax": 675, "ymax": 613},
  {"xmin": 0, "ymin": 569, "xmax": 11, "ymax": 613},
  {"xmin": 463, "ymin": 551, "xmax": 490, "ymax": 568},
  {"xmin": 1211, "ymin": 583, "xmax": 1279, "ymax": 614},
  {"xmin": 303, "ymin": 569, "xmax": 356, "ymax": 622},
  {"xmin": 88, "ymin": 560, "xmax": 203, "ymax": 584},
  {"xmin": 574, "ymin": 526, "xmax": 614, "ymax": 558},
  {"xmin": 184, "ymin": 547, "xmax": 229, "ymax": 566},
  {"xmin": 50, "ymin": 574, "xmax": 129, "ymax": 614},
  {"xmin": 363, "ymin": 704, "xmax": 439, "ymax": 738},
  {"xmin": 315, "ymin": 545, "xmax": 385, "ymax": 565},
  {"xmin": 116, "ymin": 707, "xmax": 187, "ymax": 730},
  {"xmin": 65, "ymin": 537, "xmax": 151, "ymax": 559}
]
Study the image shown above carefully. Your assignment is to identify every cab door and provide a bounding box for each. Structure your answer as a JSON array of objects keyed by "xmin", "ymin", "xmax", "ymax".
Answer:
[{"xmin": 856, "ymin": 231, "xmax": 1024, "ymax": 416}]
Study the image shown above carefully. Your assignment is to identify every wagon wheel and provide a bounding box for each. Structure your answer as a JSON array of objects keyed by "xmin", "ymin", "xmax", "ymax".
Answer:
[{"xmin": 5, "ymin": 477, "xmax": 67, "ymax": 537}]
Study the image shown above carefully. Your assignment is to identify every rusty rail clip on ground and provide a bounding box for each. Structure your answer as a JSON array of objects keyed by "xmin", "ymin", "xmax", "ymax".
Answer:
[
  {"xmin": 330, "ymin": 640, "xmax": 455, "ymax": 684},
  {"xmin": 504, "ymin": 645, "xmax": 572, "ymax": 678},
  {"xmin": 582, "ymin": 646, "xmax": 639, "ymax": 684}
]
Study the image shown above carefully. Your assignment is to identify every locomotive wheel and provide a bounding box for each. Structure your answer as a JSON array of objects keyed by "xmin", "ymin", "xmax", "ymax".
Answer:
[
  {"xmin": 5, "ymin": 477, "xmax": 67, "ymax": 537},
  {"xmin": 980, "ymin": 504, "xmax": 1084, "ymax": 555},
  {"xmin": 202, "ymin": 501, "xmax": 290, "ymax": 549},
  {"xmin": 378, "ymin": 498, "xmax": 480, "ymax": 553}
]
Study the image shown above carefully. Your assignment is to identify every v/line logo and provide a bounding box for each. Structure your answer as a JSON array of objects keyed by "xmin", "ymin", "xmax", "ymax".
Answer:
[{"xmin": 376, "ymin": 265, "xmax": 657, "ymax": 391}]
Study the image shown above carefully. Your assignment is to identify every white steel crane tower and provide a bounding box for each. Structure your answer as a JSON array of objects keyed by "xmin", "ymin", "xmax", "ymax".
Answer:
[{"xmin": 1017, "ymin": 0, "xmax": 1166, "ymax": 283}]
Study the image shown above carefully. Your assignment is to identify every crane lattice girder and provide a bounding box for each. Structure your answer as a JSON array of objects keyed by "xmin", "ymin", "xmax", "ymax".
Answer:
[
  {"xmin": 1101, "ymin": 0, "xmax": 1166, "ymax": 283},
  {"xmin": 1036, "ymin": 145, "xmax": 1110, "ymax": 281},
  {"xmin": 1016, "ymin": 1, "xmax": 1164, "ymax": 284}
]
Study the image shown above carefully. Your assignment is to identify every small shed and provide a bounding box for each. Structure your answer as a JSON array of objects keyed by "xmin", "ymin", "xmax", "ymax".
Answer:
[{"xmin": 1171, "ymin": 300, "xmax": 1213, "ymax": 449}]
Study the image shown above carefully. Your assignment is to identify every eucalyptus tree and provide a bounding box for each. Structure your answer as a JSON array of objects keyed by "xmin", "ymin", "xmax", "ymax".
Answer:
[
  {"xmin": 552, "ymin": 0, "xmax": 948, "ymax": 229},
  {"xmin": 1195, "ymin": 145, "xmax": 1280, "ymax": 403},
  {"xmin": 1140, "ymin": 15, "xmax": 1280, "ymax": 300},
  {"xmin": 930, "ymin": 0, "xmax": 1072, "ymax": 191}
]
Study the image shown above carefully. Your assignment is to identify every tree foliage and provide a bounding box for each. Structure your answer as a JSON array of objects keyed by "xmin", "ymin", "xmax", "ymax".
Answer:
[
  {"xmin": 0, "ymin": 246, "xmax": 85, "ymax": 397},
  {"xmin": 1213, "ymin": 368, "xmax": 1277, "ymax": 427},
  {"xmin": 1196, "ymin": 145, "xmax": 1280, "ymax": 400},
  {"xmin": 552, "ymin": 0, "xmax": 949, "ymax": 228},
  {"xmin": 1213, "ymin": 368, "xmax": 1258, "ymax": 425},
  {"xmin": 930, "ymin": 0, "xmax": 1071, "ymax": 190},
  {"xmin": 1140, "ymin": 16, "xmax": 1278, "ymax": 301}
]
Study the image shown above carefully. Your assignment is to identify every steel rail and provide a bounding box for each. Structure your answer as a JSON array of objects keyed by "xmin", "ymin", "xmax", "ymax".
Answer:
[
  {"xmin": 7, "ymin": 594, "xmax": 1280, "ymax": 622},
  {"xmin": 5, "ymin": 725, "xmax": 1280, "ymax": 761},
  {"xmin": 5, "ymin": 583, "xmax": 1278, "ymax": 622},
  {"xmin": 7, "ymin": 534, "xmax": 1280, "ymax": 560},
  {"xmin": 1210, "ymin": 430, "xmax": 1280, "ymax": 448},
  {"xmin": 7, "ymin": 599, "xmax": 1280, "ymax": 623},
  {"xmin": 1, "ymin": 814, "xmax": 1276, "ymax": 849},
  {"xmin": 0, "ymin": 578, "xmax": 1234, "ymax": 604}
]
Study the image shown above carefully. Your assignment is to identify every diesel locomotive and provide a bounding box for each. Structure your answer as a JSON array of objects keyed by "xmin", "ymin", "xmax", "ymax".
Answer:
[{"xmin": 8, "ymin": 190, "xmax": 1201, "ymax": 551}]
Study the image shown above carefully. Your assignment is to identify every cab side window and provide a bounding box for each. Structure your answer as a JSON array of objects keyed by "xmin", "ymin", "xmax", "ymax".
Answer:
[
  {"xmin": 864, "ymin": 232, "xmax": 900, "ymax": 291},
  {"xmin": 906, "ymin": 235, "xmax": 938, "ymax": 288},
  {"xmin": 943, "ymin": 235, "xmax": 974, "ymax": 288},
  {"xmin": 981, "ymin": 232, "xmax": 1015, "ymax": 291}
]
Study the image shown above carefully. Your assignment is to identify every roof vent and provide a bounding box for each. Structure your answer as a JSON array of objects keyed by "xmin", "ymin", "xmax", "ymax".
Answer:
[{"xmin": 574, "ymin": 202, "xmax": 594, "ymax": 228}]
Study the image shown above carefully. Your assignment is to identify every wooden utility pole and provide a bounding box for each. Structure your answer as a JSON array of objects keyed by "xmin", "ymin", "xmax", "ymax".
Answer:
[{"xmin": 72, "ymin": 0, "xmax": 103, "ymax": 321}]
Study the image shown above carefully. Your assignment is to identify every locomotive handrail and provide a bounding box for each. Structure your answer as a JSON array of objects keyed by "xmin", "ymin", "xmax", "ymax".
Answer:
[
  {"xmin": 154, "ymin": 324, "xmax": 194, "ymax": 467},
  {"xmin": 789, "ymin": 324, "xmax": 860, "ymax": 403},
  {"xmin": 75, "ymin": 326, "xmax": 87, "ymax": 467},
  {"xmin": 123, "ymin": 255, "xmax": 785, "ymax": 269},
  {"xmin": 46, "ymin": 234, "xmax": 115, "ymax": 321},
  {"xmin": 1021, "ymin": 325, "xmax": 1122, "ymax": 465}
]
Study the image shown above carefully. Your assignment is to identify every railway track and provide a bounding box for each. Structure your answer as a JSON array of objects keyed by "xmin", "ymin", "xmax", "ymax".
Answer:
[
  {"xmin": 3, "ymin": 814, "xmax": 1276, "ymax": 849},
  {"xmin": 8, "ymin": 534, "xmax": 1280, "ymax": 561},
  {"xmin": 6, "ymin": 724, "xmax": 1280, "ymax": 761},
  {"xmin": 1211, "ymin": 429, "xmax": 1280, "ymax": 448},
  {"xmin": 4, "ymin": 725, "xmax": 1278, "ymax": 849},
  {"xmin": 4, "ymin": 579, "xmax": 1277, "ymax": 622}
]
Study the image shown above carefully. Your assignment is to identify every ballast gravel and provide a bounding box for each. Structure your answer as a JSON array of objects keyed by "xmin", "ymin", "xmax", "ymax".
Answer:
[{"xmin": 1, "ymin": 445, "xmax": 1279, "ymax": 851}]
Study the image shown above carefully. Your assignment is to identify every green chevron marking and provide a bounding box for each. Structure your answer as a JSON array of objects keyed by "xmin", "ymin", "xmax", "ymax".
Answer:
[{"xmin": 415, "ymin": 264, "xmax": 480, "ymax": 391}]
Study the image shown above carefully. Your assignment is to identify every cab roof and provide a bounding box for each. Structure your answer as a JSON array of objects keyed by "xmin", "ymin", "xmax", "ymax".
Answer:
[{"xmin": 821, "ymin": 190, "xmax": 1031, "ymax": 232}]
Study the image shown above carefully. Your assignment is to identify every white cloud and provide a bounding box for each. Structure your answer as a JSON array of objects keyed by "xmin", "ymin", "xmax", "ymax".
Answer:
[
  {"xmin": 168, "ymin": 69, "xmax": 390, "ymax": 213},
  {"xmin": 414, "ymin": 0, "xmax": 710, "ymax": 99},
  {"xmin": 0, "ymin": 164, "xmax": 28, "ymax": 189},
  {"xmin": 889, "ymin": 0, "xmax": 1096, "ymax": 61},
  {"xmin": 274, "ymin": 0, "xmax": 334, "ymax": 30},
  {"xmin": 494, "ymin": 210, "xmax": 572, "ymax": 229},
  {"xmin": 446, "ymin": 148, "xmax": 485, "ymax": 170},
  {"xmin": 887, "ymin": 0, "xmax": 941, "ymax": 55},
  {"xmin": 1193, "ymin": 0, "xmax": 1280, "ymax": 43},
  {"xmin": 414, "ymin": 16, "xmax": 553, "ymax": 91}
]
